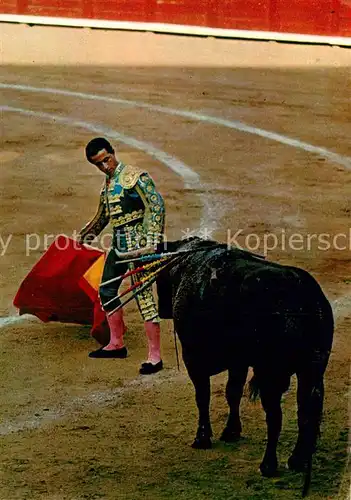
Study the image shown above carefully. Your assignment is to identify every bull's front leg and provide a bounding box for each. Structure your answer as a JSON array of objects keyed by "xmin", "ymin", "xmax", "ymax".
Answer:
[
  {"xmin": 220, "ymin": 365, "xmax": 248, "ymax": 442},
  {"xmin": 190, "ymin": 374, "xmax": 212, "ymax": 449}
]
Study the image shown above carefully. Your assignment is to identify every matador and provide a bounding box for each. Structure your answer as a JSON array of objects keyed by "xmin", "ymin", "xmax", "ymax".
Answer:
[{"xmin": 78, "ymin": 137, "xmax": 165, "ymax": 375}]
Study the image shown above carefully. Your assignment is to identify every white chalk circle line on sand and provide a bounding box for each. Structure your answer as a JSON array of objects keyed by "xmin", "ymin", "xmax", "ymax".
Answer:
[
  {"xmin": 0, "ymin": 369, "xmax": 188, "ymax": 436},
  {"xmin": 2, "ymin": 105, "xmax": 219, "ymax": 227},
  {"xmin": 1, "ymin": 105, "xmax": 199, "ymax": 183},
  {"xmin": 1, "ymin": 83, "xmax": 351, "ymax": 169},
  {"xmin": 0, "ymin": 315, "xmax": 34, "ymax": 328}
]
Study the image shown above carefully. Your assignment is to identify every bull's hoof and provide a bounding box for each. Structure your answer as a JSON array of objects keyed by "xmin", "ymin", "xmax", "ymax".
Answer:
[
  {"xmin": 192, "ymin": 437, "xmax": 212, "ymax": 449},
  {"xmin": 220, "ymin": 427, "xmax": 241, "ymax": 443},
  {"xmin": 260, "ymin": 460, "xmax": 278, "ymax": 477},
  {"xmin": 288, "ymin": 454, "xmax": 308, "ymax": 472}
]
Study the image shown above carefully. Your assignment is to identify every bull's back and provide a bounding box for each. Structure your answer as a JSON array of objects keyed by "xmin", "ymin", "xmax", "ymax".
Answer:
[{"xmin": 238, "ymin": 263, "xmax": 333, "ymax": 367}]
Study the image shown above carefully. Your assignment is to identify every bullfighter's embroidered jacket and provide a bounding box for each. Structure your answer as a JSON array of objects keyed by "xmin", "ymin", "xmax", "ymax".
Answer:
[
  {"xmin": 79, "ymin": 162, "xmax": 165, "ymax": 251},
  {"xmin": 79, "ymin": 162, "xmax": 165, "ymax": 322}
]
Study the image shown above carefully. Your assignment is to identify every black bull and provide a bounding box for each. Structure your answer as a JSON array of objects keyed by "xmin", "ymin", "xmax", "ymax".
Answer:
[{"xmin": 156, "ymin": 237, "xmax": 334, "ymax": 495}]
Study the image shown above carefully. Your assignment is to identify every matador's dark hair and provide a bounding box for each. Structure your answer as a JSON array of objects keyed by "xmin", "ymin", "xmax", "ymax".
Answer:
[{"xmin": 85, "ymin": 137, "xmax": 114, "ymax": 162}]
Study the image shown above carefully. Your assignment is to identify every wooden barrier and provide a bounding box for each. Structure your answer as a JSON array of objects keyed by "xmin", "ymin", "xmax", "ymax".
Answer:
[{"xmin": 1, "ymin": 0, "xmax": 350, "ymax": 39}]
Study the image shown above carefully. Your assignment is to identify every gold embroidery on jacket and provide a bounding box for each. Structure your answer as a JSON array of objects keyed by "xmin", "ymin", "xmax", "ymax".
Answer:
[
  {"xmin": 119, "ymin": 165, "xmax": 144, "ymax": 189},
  {"xmin": 109, "ymin": 205, "xmax": 124, "ymax": 216},
  {"xmin": 110, "ymin": 209, "xmax": 144, "ymax": 228},
  {"xmin": 108, "ymin": 193, "xmax": 124, "ymax": 203}
]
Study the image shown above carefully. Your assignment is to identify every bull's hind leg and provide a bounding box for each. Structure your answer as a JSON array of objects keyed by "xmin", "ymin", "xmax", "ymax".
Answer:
[
  {"xmin": 288, "ymin": 369, "xmax": 325, "ymax": 473},
  {"xmin": 220, "ymin": 365, "xmax": 248, "ymax": 442},
  {"xmin": 190, "ymin": 374, "xmax": 213, "ymax": 449},
  {"xmin": 259, "ymin": 383, "xmax": 286, "ymax": 477}
]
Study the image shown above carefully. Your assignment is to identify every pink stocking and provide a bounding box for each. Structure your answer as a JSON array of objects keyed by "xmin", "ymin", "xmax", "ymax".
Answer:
[
  {"xmin": 103, "ymin": 308, "xmax": 126, "ymax": 350},
  {"xmin": 144, "ymin": 321, "xmax": 161, "ymax": 364}
]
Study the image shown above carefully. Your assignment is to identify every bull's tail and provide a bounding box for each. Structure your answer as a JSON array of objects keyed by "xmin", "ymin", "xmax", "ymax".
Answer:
[
  {"xmin": 248, "ymin": 374, "xmax": 260, "ymax": 401},
  {"xmin": 298, "ymin": 365, "xmax": 325, "ymax": 498},
  {"xmin": 296, "ymin": 297, "xmax": 334, "ymax": 497}
]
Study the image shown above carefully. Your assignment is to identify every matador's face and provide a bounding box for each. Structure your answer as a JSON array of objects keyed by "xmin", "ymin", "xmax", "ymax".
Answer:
[{"xmin": 89, "ymin": 148, "xmax": 118, "ymax": 177}]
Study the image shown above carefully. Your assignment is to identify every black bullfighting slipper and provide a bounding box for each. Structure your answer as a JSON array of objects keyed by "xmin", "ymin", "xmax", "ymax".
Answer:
[
  {"xmin": 139, "ymin": 360, "xmax": 163, "ymax": 375},
  {"xmin": 89, "ymin": 346, "xmax": 128, "ymax": 359}
]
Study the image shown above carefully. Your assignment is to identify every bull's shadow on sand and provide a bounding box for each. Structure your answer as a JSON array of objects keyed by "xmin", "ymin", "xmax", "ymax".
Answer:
[{"xmin": 209, "ymin": 422, "xmax": 348, "ymax": 497}]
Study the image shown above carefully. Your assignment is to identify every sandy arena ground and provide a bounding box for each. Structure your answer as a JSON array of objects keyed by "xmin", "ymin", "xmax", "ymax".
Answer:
[{"xmin": 0, "ymin": 24, "xmax": 350, "ymax": 500}]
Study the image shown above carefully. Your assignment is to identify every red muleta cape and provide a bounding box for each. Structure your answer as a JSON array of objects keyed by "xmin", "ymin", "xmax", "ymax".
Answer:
[{"xmin": 13, "ymin": 236, "xmax": 109, "ymax": 344}]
